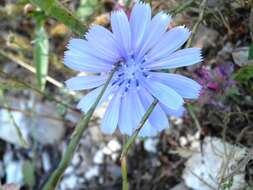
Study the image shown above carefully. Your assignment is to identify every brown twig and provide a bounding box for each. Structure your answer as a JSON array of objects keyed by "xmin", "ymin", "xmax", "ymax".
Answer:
[
  {"xmin": 0, "ymin": 70, "xmax": 77, "ymax": 112},
  {"xmin": 185, "ymin": 0, "xmax": 207, "ymax": 48}
]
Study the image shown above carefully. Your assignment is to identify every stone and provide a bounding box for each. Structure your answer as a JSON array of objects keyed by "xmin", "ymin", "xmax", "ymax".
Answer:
[{"xmin": 183, "ymin": 137, "xmax": 247, "ymax": 190}]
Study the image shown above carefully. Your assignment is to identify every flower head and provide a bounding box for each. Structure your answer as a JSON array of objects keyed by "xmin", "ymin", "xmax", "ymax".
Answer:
[{"xmin": 64, "ymin": 2, "xmax": 202, "ymax": 136}]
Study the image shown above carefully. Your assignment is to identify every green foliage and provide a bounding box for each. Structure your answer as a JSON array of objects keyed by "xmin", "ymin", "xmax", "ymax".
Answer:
[
  {"xmin": 233, "ymin": 65, "xmax": 253, "ymax": 82},
  {"xmin": 76, "ymin": 0, "xmax": 98, "ymax": 21},
  {"xmin": 226, "ymin": 86, "xmax": 240, "ymax": 97},
  {"xmin": 22, "ymin": 161, "xmax": 35, "ymax": 187},
  {"xmin": 221, "ymin": 178, "xmax": 233, "ymax": 190},
  {"xmin": 29, "ymin": 0, "xmax": 86, "ymax": 36},
  {"xmin": 248, "ymin": 43, "xmax": 253, "ymax": 60},
  {"xmin": 34, "ymin": 19, "xmax": 49, "ymax": 91}
]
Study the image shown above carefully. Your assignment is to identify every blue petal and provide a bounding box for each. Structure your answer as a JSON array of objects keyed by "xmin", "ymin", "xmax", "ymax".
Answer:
[
  {"xmin": 145, "ymin": 26, "xmax": 191, "ymax": 63},
  {"xmin": 160, "ymin": 104, "xmax": 185, "ymax": 118},
  {"xmin": 148, "ymin": 72, "xmax": 202, "ymax": 99},
  {"xmin": 145, "ymin": 48, "xmax": 202, "ymax": 70},
  {"xmin": 77, "ymin": 84, "xmax": 118, "ymax": 112},
  {"xmin": 85, "ymin": 25, "xmax": 121, "ymax": 62},
  {"xmin": 118, "ymin": 89, "xmax": 134, "ymax": 135},
  {"xmin": 138, "ymin": 87, "xmax": 169, "ymax": 136},
  {"xmin": 65, "ymin": 75, "xmax": 107, "ymax": 90},
  {"xmin": 139, "ymin": 75, "xmax": 184, "ymax": 110},
  {"xmin": 77, "ymin": 86, "xmax": 102, "ymax": 112},
  {"xmin": 130, "ymin": 2, "xmax": 151, "ymax": 53},
  {"xmin": 64, "ymin": 49, "xmax": 113, "ymax": 73},
  {"xmin": 111, "ymin": 10, "xmax": 131, "ymax": 58},
  {"xmin": 136, "ymin": 12, "xmax": 171, "ymax": 61},
  {"xmin": 68, "ymin": 38, "xmax": 116, "ymax": 64},
  {"xmin": 130, "ymin": 87, "xmax": 155, "ymax": 136},
  {"xmin": 101, "ymin": 89, "xmax": 122, "ymax": 134}
]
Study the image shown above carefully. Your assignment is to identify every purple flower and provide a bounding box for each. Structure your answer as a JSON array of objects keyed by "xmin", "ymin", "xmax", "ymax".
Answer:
[{"xmin": 64, "ymin": 3, "xmax": 202, "ymax": 136}]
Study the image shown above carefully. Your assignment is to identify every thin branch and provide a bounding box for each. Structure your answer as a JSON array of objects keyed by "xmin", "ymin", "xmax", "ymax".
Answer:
[
  {"xmin": 184, "ymin": 0, "xmax": 207, "ymax": 130},
  {"xmin": 0, "ymin": 105, "xmax": 67, "ymax": 122},
  {"xmin": 0, "ymin": 70, "xmax": 77, "ymax": 112},
  {"xmin": 0, "ymin": 50, "xmax": 66, "ymax": 90},
  {"xmin": 187, "ymin": 104, "xmax": 201, "ymax": 130},
  {"xmin": 0, "ymin": 95, "xmax": 28, "ymax": 148},
  {"xmin": 185, "ymin": 0, "xmax": 207, "ymax": 48},
  {"xmin": 169, "ymin": 0, "xmax": 195, "ymax": 16},
  {"xmin": 120, "ymin": 99, "xmax": 158, "ymax": 159}
]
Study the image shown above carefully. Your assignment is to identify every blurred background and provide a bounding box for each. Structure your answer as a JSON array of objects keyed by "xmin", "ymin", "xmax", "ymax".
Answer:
[{"xmin": 0, "ymin": 0, "xmax": 253, "ymax": 189}]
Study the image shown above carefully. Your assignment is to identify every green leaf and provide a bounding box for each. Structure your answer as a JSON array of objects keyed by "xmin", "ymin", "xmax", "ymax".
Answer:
[
  {"xmin": 22, "ymin": 161, "xmax": 35, "ymax": 187},
  {"xmin": 34, "ymin": 21, "xmax": 49, "ymax": 91},
  {"xmin": 29, "ymin": 0, "xmax": 86, "ymax": 36},
  {"xmin": 233, "ymin": 65, "xmax": 253, "ymax": 82},
  {"xmin": 249, "ymin": 43, "xmax": 253, "ymax": 60}
]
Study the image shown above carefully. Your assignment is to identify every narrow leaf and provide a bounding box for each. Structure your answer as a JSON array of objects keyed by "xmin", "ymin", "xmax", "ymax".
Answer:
[
  {"xmin": 34, "ymin": 21, "xmax": 49, "ymax": 91},
  {"xmin": 29, "ymin": 0, "xmax": 86, "ymax": 35}
]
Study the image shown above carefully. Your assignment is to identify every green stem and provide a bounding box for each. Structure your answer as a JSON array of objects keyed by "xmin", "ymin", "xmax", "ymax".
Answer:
[
  {"xmin": 119, "ymin": 99, "xmax": 158, "ymax": 189},
  {"xmin": 121, "ymin": 157, "xmax": 129, "ymax": 190},
  {"xmin": 120, "ymin": 99, "xmax": 158, "ymax": 159},
  {"xmin": 186, "ymin": 104, "xmax": 201, "ymax": 130},
  {"xmin": 42, "ymin": 67, "xmax": 117, "ymax": 190}
]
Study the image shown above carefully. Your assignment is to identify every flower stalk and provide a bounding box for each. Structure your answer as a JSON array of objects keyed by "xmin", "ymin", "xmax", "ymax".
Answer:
[
  {"xmin": 120, "ymin": 99, "xmax": 158, "ymax": 190},
  {"xmin": 121, "ymin": 157, "xmax": 129, "ymax": 190},
  {"xmin": 42, "ymin": 66, "xmax": 118, "ymax": 190}
]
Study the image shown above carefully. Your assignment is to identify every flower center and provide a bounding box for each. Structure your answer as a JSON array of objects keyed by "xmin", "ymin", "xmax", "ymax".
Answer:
[
  {"xmin": 112, "ymin": 58, "xmax": 149, "ymax": 92},
  {"xmin": 122, "ymin": 59, "xmax": 140, "ymax": 79}
]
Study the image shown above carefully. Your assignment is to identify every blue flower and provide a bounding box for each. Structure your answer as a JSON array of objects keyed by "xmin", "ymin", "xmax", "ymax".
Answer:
[{"xmin": 64, "ymin": 2, "xmax": 202, "ymax": 137}]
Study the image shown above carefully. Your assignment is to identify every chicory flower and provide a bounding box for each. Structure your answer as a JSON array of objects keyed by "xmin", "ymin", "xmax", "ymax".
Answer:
[{"xmin": 64, "ymin": 2, "xmax": 202, "ymax": 136}]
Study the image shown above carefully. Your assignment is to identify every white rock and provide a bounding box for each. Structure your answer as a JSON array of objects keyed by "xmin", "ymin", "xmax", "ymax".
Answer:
[
  {"xmin": 85, "ymin": 166, "xmax": 99, "ymax": 180},
  {"xmin": 0, "ymin": 109, "xmax": 29, "ymax": 147},
  {"xmin": 179, "ymin": 137, "xmax": 188, "ymax": 147},
  {"xmin": 111, "ymin": 152, "xmax": 118, "ymax": 162},
  {"xmin": 64, "ymin": 166, "xmax": 74, "ymax": 175},
  {"xmin": 5, "ymin": 161, "xmax": 23, "ymax": 184},
  {"xmin": 183, "ymin": 137, "xmax": 246, "ymax": 190},
  {"xmin": 107, "ymin": 139, "xmax": 121, "ymax": 152},
  {"xmin": 171, "ymin": 182, "xmax": 189, "ymax": 190},
  {"xmin": 72, "ymin": 154, "xmax": 81, "ymax": 166},
  {"xmin": 93, "ymin": 150, "xmax": 104, "ymax": 164},
  {"xmin": 144, "ymin": 138, "xmax": 158, "ymax": 153},
  {"xmin": 0, "ymin": 98, "xmax": 65, "ymax": 146},
  {"xmin": 102, "ymin": 146, "xmax": 112, "ymax": 155},
  {"xmin": 60, "ymin": 175, "xmax": 78, "ymax": 189},
  {"xmin": 30, "ymin": 102, "xmax": 65, "ymax": 145},
  {"xmin": 42, "ymin": 152, "xmax": 51, "ymax": 172},
  {"xmin": 232, "ymin": 47, "xmax": 252, "ymax": 66}
]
